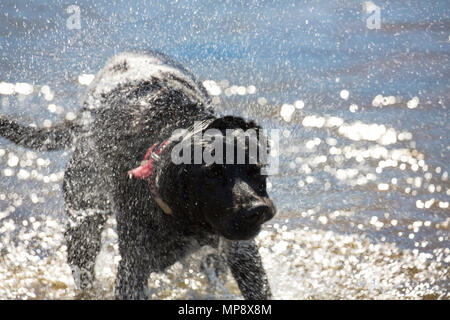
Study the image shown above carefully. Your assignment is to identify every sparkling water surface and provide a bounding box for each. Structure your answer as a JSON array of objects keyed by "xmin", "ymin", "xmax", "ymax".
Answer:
[{"xmin": 0, "ymin": 0, "xmax": 448, "ymax": 299}]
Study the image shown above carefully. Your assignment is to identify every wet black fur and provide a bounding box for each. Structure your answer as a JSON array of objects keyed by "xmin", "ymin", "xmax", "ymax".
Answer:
[{"xmin": 0, "ymin": 51, "xmax": 275, "ymax": 299}]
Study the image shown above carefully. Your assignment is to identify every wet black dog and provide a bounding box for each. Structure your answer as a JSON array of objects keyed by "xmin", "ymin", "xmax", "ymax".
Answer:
[{"xmin": 0, "ymin": 51, "xmax": 275, "ymax": 299}]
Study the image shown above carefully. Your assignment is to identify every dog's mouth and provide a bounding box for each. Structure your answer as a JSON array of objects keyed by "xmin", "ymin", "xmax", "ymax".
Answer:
[
  {"xmin": 216, "ymin": 205, "xmax": 274, "ymax": 241},
  {"xmin": 220, "ymin": 224, "xmax": 262, "ymax": 241},
  {"xmin": 240, "ymin": 205, "xmax": 274, "ymax": 225}
]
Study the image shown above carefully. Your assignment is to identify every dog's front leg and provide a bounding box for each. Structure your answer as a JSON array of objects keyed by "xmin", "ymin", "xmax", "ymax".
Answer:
[
  {"xmin": 222, "ymin": 239, "xmax": 272, "ymax": 300},
  {"xmin": 114, "ymin": 210, "xmax": 152, "ymax": 300},
  {"xmin": 114, "ymin": 254, "xmax": 151, "ymax": 300}
]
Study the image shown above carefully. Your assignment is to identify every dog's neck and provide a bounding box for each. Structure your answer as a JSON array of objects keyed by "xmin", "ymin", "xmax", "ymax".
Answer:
[
  {"xmin": 128, "ymin": 140, "xmax": 173, "ymax": 215},
  {"xmin": 128, "ymin": 117, "xmax": 217, "ymax": 216}
]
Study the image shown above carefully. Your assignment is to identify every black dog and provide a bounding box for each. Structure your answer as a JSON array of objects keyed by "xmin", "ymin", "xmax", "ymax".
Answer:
[{"xmin": 0, "ymin": 51, "xmax": 275, "ymax": 299}]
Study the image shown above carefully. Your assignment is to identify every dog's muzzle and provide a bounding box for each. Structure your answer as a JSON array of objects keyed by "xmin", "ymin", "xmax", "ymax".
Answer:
[{"xmin": 242, "ymin": 203, "xmax": 274, "ymax": 225}]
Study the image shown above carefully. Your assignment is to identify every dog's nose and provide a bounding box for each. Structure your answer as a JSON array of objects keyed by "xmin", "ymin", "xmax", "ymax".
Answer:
[{"xmin": 243, "ymin": 205, "xmax": 272, "ymax": 224}]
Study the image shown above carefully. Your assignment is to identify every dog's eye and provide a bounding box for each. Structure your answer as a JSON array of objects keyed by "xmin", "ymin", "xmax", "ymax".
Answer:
[{"xmin": 205, "ymin": 164, "xmax": 224, "ymax": 179}]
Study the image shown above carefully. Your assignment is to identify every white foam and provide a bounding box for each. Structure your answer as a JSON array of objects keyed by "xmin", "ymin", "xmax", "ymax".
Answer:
[
  {"xmin": 280, "ymin": 104, "xmax": 295, "ymax": 122},
  {"xmin": 78, "ymin": 74, "xmax": 95, "ymax": 86},
  {"xmin": 40, "ymin": 85, "xmax": 54, "ymax": 101},
  {"xmin": 0, "ymin": 82, "xmax": 15, "ymax": 95},
  {"xmin": 340, "ymin": 89, "xmax": 349, "ymax": 100},
  {"xmin": 407, "ymin": 97, "xmax": 419, "ymax": 109},
  {"xmin": 202, "ymin": 80, "xmax": 222, "ymax": 96},
  {"xmin": 15, "ymin": 83, "xmax": 34, "ymax": 95}
]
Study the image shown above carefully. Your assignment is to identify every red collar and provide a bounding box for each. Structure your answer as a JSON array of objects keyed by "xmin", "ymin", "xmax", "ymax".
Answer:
[{"xmin": 128, "ymin": 141, "xmax": 173, "ymax": 215}]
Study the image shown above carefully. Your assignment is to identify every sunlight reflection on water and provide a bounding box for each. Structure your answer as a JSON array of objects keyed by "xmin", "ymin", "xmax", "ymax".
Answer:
[
  {"xmin": 0, "ymin": 78, "xmax": 448, "ymax": 299},
  {"xmin": 0, "ymin": 0, "xmax": 448, "ymax": 299}
]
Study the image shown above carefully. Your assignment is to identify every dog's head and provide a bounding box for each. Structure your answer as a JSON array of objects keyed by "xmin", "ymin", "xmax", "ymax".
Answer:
[
  {"xmin": 183, "ymin": 159, "xmax": 276, "ymax": 240},
  {"xmin": 131, "ymin": 116, "xmax": 276, "ymax": 240}
]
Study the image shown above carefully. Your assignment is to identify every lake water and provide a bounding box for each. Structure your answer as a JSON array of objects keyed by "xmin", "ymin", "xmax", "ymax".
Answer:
[{"xmin": 0, "ymin": 0, "xmax": 449, "ymax": 299}]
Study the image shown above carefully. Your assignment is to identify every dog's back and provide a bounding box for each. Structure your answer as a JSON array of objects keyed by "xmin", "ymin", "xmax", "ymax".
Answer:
[
  {"xmin": 83, "ymin": 51, "xmax": 210, "ymax": 112},
  {"xmin": 76, "ymin": 52, "xmax": 214, "ymax": 165}
]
